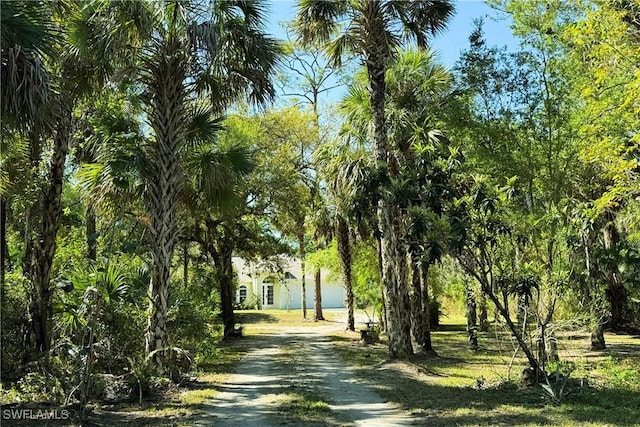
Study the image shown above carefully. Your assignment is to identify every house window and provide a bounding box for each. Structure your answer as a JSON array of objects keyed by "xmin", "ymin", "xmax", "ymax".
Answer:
[
  {"xmin": 263, "ymin": 285, "xmax": 274, "ymax": 306},
  {"xmin": 238, "ymin": 285, "xmax": 247, "ymax": 303}
]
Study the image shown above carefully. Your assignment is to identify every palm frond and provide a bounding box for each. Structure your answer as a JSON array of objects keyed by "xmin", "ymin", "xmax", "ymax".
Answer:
[
  {"xmin": 326, "ymin": 32, "xmax": 353, "ymax": 67},
  {"xmin": 338, "ymin": 77, "xmax": 372, "ymax": 141},
  {"xmin": 183, "ymin": 106, "xmax": 225, "ymax": 151},
  {"xmin": 1, "ymin": 45, "xmax": 50, "ymax": 128},
  {"xmin": 188, "ymin": 0, "xmax": 281, "ymax": 110},
  {"xmin": 1, "ymin": 0, "xmax": 55, "ymax": 125},
  {"xmin": 185, "ymin": 142, "xmax": 255, "ymax": 212},
  {"xmin": 99, "ymin": 262, "xmax": 128, "ymax": 305},
  {"xmin": 0, "ymin": 133, "xmax": 30, "ymax": 195},
  {"xmin": 294, "ymin": 0, "xmax": 347, "ymax": 46},
  {"xmin": 387, "ymin": 0, "xmax": 455, "ymax": 48},
  {"xmin": 0, "ymin": 1, "xmax": 57, "ymax": 53}
]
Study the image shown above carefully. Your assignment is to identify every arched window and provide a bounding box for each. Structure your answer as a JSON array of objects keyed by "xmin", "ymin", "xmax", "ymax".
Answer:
[{"xmin": 238, "ymin": 285, "xmax": 247, "ymax": 303}]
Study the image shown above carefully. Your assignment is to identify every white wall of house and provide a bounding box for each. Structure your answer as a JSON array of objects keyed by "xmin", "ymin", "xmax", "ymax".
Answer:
[
  {"xmin": 233, "ymin": 256, "xmax": 346, "ymax": 310},
  {"xmin": 284, "ymin": 282, "xmax": 345, "ymax": 309}
]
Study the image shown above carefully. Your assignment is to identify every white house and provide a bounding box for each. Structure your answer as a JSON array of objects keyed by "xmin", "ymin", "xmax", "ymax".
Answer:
[{"xmin": 232, "ymin": 256, "xmax": 346, "ymax": 310}]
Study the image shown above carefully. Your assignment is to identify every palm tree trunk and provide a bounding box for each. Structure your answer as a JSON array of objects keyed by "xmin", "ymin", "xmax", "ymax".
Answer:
[
  {"xmin": 298, "ymin": 233, "xmax": 307, "ymax": 319},
  {"xmin": 376, "ymin": 234, "xmax": 386, "ymax": 332},
  {"xmin": 145, "ymin": 37, "xmax": 186, "ymax": 369},
  {"xmin": 344, "ymin": 270, "xmax": 355, "ymax": 331},
  {"xmin": 379, "ymin": 210, "xmax": 412, "ymax": 358},
  {"xmin": 25, "ymin": 106, "xmax": 71, "ymax": 360},
  {"xmin": 367, "ymin": 48, "xmax": 412, "ymax": 359},
  {"xmin": 337, "ymin": 216, "xmax": 354, "ymax": 330},
  {"xmin": 420, "ymin": 263, "xmax": 433, "ymax": 353},
  {"xmin": 216, "ymin": 236, "xmax": 236, "ymax": 338},
  {"xmin": 1, "ymin": 195, "xmax": 8, "ymax": 294},
  {"xmin": 409, "ymin": 252, "xmax": 424, "ymax": 350},
  {"xmin": 145, "ymin": 149, "xmax": 179, "ymax": 369}
]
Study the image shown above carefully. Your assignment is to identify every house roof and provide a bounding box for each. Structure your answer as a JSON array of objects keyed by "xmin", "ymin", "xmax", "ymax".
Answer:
[{"xmin": 232, "ymin": 255, "xmax": 339, "ymax": 284}]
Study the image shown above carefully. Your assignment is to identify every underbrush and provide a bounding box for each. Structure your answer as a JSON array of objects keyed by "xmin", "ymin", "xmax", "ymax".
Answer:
[{"xmin": 0, "ymin": 268, "xmax": 227, "ymax": 424}]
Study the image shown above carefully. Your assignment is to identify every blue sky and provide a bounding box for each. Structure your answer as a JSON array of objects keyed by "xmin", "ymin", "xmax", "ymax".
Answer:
[{"xmin": 266, "ymin": 0, "xmax": 519, "ymax": 68}]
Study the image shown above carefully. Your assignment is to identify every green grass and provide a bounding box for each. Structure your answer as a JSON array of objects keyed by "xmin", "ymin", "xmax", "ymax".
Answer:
[
  {"xmin": 329, "ymin": 317, "xmax": 640, "ymax": 426},
  {"xmin": 235, "ymin": 309, "xmax": 341, "ymax": 335},
  {"xmin": 275, "ymin": 391, "xmax": 332, "ymax": 425}
]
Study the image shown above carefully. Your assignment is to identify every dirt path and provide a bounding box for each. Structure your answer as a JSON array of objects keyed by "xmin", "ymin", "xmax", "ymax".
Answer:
[{"xmin": 197, "ymin": 315, "xmax": 414, "ymax": 426}]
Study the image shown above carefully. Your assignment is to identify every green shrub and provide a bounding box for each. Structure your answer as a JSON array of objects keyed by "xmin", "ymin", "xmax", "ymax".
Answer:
[
  {"xmin": 17, "ymin": 373, "xmax": 65, "ymax": 403},
  {"xmin": 1, "ymin": 272, "xmax": 29, "ymax": 381}
]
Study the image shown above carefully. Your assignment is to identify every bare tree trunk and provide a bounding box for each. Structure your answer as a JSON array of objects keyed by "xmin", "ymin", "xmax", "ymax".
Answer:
[
  {"xmin": 487, "ymin": 290, "xmax": 541, "ymax": 376},
  {"xmin": 590, "ymin": 279, "xmax": 607, "ymax": 351},
  {"xmin": 183, "ymin": 241, "xmax": 189, "ymax": 287},
  {"xmin": 314, "ymin": 268, "xmax": 324, "ymax": 321},
  {"xmin": 86, "ymin": 207, "xmax": 97, "ymax": 261},
  {"xmin": 459, "ymin": 254, "xmax": 542, "ymax": 376},
  {"xmin": 298, "ymin": 233, "xmax": 307, "ymax": 319},
  {"xmin": 465, "ymin": 281, "xmax": 478, "ymax": 350},
  {"xmin": 217, "ymin": 238, "xmax": 236, "ymax": 338},
  {"xmin": 591, "ymin": 319, "xmax": 606, "ymax": 350},
  {"xmin": 583, "ymin": 229, "xmax": 606, "ymax": 350},
  {"xmin": 602, "ymin": 211, "xmax": 629, "ymax": 331},
  {"xmin": 517, "ymin": 294, "xmax": 528, "ymax": 334}
]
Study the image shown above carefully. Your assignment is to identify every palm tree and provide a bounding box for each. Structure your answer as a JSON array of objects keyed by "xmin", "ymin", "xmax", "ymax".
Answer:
[
  {"xmin": 2, "ymin": 0, "xmax": 117, "ymax": 361},
  {"xmin": 316, "ymin": 139, "xmax": 377, "ymax": 332},
  {"xmin": 335, "ymin": 49, "xmax": 455, "ymax": 353},
  {"xmin": 1, "ymin": 0, "xmax": 53, "ymax": 314},
  {"xmin": 184, "ymin": 135, "xmax": 255, "ymax": 339},
  {"xmin": 296, "ymin": 0, "xmax": 454, "ymax": 358},
  {"xmin": 146, "ymin": 1, "xmax": 277, "ymax": 368},
  {"xmin": 80, "ymin": 0, "xmax": 278, "ymax": 368},
  {"xmin": 386, "ymin": 48, "xmax": 453, "ymax": 353},
  {"xmin": 1, "ymin": 0, "xmax": 54, "ymax": 130}
]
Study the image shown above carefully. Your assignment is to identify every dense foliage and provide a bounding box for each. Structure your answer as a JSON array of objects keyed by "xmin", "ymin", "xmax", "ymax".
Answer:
[{"xmin": 1, "ymin": 0, "xmax": 639, "ymax": 416}]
